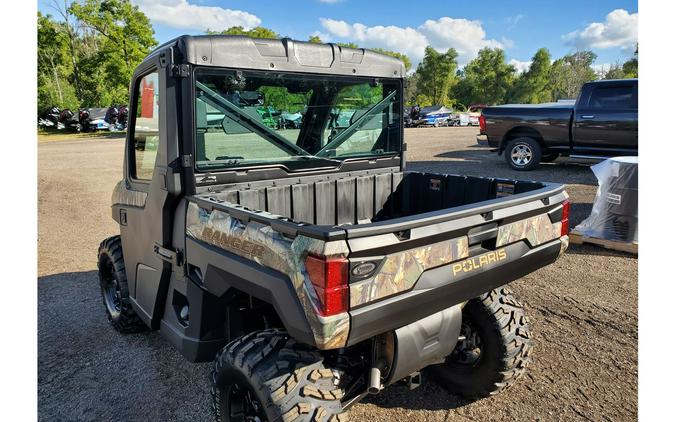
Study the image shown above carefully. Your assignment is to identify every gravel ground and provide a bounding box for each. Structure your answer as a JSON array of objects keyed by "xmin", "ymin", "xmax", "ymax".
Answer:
[{"xmin": 38, "ymin": 127, "xmax": 637, "ymax": 421}]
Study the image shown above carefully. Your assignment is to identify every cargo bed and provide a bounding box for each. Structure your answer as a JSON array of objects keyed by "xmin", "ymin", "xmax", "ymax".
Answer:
[{"xmin": 190, "ymin": 169, "xmax": 563, "ymax": 240}]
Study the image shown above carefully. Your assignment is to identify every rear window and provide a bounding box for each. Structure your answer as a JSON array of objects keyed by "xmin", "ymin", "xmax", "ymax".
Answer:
[
  {"xmin": 588, "ymin": 85, "xmax": 634, "ymax": 109},
  {"xmin": 193, "ymin": 68, "xmax": 402, "ymax": 172}
]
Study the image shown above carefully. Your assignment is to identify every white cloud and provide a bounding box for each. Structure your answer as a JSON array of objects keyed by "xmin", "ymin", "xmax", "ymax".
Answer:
[
  {"xmin": 320, "ymin": 18, "xmax": 428, "ymax": 60},
  {"xmin": 500, "ymin": 37, "xmax": 515, "ymax": 49},
  {"xmin": 564, "ymin": 9, "xmax": 638, "ymax": 52},
  {"xmin": 133, "ymin": 0, "xmax": 261, "ymax": 32},
  {"xmin": 419, "ymin": 17, "xmax": 502, "ymax": 64},
  {"xmin": 509, "ymin": 59, "xmax": 532, "ymax": 74},
  {"xmin": 505, "ymin": 14, "xmax": 525, "ymax": 30},
  {"xmin": 319, "ymin": 16, "xmax": 502, "ymax": 66},
  {"xmin": 310, "ymin": 30, "xmax": 332, "ymax": 42}
]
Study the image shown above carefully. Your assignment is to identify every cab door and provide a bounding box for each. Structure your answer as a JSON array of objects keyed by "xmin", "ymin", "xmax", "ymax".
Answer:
[
  {"xmin": 117, "ymin": 60, "xmax": 181, "ymax": 329},
  {"xmin": 573, "ymin": 82, "xmax": 637, "ymax": 154}
]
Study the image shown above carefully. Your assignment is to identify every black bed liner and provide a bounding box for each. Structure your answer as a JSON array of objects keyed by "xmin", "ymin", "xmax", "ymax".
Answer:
[{"xmin": 190, "ymin": 169, "xmax": 564, "ymax": 241}]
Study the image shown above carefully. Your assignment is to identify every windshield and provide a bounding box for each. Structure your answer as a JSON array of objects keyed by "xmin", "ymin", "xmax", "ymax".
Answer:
[{"xmin": 194, "ymin": 68, "xmax": 402, "ymax": 171}]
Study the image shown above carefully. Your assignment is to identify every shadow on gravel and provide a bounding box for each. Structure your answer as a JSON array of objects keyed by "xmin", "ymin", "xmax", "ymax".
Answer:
[
  {"xmin": 360, "ymin": 380, "xmax": 473, "ymax": 411},
  {"xmin": 564, "ymin": 243, "xmax": 638, "ymax": 259},
  {"xmin": 38, "ymin": 271, "xmax": 211, "ymax": 421}
]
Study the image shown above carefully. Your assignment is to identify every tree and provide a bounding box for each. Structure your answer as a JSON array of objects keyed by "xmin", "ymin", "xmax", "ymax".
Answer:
[
  {"xmin": 415, "ymin": 47, "xmax": 458, "ymax": 105},
  {"xmin": 623, "ymin": 45, "xmax": 638, "ymax": 78},
  {"xmin": 603, "ymin": 63, "xmax": 626, "ymax": 80},
  {"xmin": 403, "ymin": 73, "xmax": 419, "ymax": 106},
  {"xmin": 208, "ymin": 26, "xmax": 279, "ymax": 39},
  {"xmin": 47, "ymin": 0, "xmax": 87, "ymax": 101},
  {"xmin": 452, "ymin": 48, "xmax": 515, "ymax": 106},
  {"xmin": 336, "ymin": 42, "xmax": 359, "ymax": 49},
  {"xmin": 308, "ymin": 35, "xmax": 322, "ymax": 43},
  {"xmin": 70, "ymin": 0, "xmax": 157, "ymax": 105},
  {"xmin": 508, "ymin": 48, "xmax": 552, "ymax": 104},
  {"xmin": 547, "ymin": 51, "xmax": 597, "ymax": 100},
  {"xmin": 38, "ymin": 12, "xmax": 75, "ymax": 111}
]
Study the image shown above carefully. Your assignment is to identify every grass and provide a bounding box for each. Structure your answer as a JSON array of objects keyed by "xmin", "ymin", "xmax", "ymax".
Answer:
[{"xmin": 38, "ymin": 129, "xmax": 126, "ymax": 142}]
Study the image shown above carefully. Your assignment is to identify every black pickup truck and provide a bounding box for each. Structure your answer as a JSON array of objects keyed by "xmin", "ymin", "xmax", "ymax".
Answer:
[
  {"xmin": 479, "ymin": 79, "xmax": 638, "ymax": 170},
  {"xmin": 98, "ymin": 35, "xmax": 570, "ymax": 421}
]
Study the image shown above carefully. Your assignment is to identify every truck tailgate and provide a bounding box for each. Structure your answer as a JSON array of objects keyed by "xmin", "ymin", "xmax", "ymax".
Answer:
[{"xmin": 343, "ymin": 185, "xmax": 569, "ymax": 345}]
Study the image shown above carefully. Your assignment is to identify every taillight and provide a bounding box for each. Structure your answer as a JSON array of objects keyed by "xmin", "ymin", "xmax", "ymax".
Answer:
[
  {"xmin": 479, "ymin": 114, "xmax": 486, "ymax": 131},
  {"xmin": 560, "ymin": 199, "xmax": 570, "ymax": 236},
  {"xmin": 304, "ymin": 254, "xmax": 349, "ymax": 316}
]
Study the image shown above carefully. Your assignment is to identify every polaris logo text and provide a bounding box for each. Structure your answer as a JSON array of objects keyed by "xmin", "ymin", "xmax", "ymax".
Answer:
[{"xmin": 452, "ymin": 249, "xmax": 507, "ymax": 275}]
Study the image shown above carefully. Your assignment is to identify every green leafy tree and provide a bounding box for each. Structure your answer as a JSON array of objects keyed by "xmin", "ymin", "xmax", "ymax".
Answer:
[
  {"xmin": 547, "ymin": 51, "xmax": 598, "ymax": 100},
  {"xmin": 452, "ymin": 48, "xmax": 515, "ymax": 106},
  {"xmin": 308, "ymin": 35, "xmax": 322, "ymax": 43},
  {"xmin": 603, "ymin": 63, "xmax": 626, "ymax": 80},
  {"xmin": 38, "ymin": 12, "xmax": 79, "ymax": 112},
  {"xmin": 404, "ymin": 73, "xmax": 419, "ymax": 106},
  {"xmin": 208, "ymin": 26, "xmax": 279, "ymax": 39},
  {"xmin": 623, "ymin": 45, "xmax": 638, "ymax": 78},
  {"xmin": 70, "ymin": 0, "xmax": 157, "ymax": 105},
  {"xmin": 415, "ymin": 47, "xmax": 458, "ymax": 105},
  {"xmin": 336, "ymin": 42, "xmax": 359, "ymax": 49},
  {"xmin": 508, "ymin": 48, "xmax": 552, "ymax": 104}
]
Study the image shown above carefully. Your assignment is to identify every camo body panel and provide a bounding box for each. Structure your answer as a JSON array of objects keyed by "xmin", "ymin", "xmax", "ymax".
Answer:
[
  {"xmin": 186, "ymin": 202, "xmax": 350, "ymax": 350},
  {"xmin": 496, "ymin": 213, "xmax": 562, "ymax": 248},
  {"xmin": 111, "ymin": 180, "xmax": 147, "ymax": 207},
  {"xmin": 350, "ymin": 236, "xmax": 469, "ymax": 307}
]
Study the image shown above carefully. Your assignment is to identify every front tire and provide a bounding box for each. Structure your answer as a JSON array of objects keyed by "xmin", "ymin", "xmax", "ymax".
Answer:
[
  {"xmin": 211, "ymin": 330, "xmax": 347, "ymax": 422},
  {"xmin": 97, "ymin": 236, "xmax": 147, "ymax": 333},
  {"xmin": 504, "ymin": 137, "xmax": 542, "ymax": 170},
  {"xmin": 430, "ymin": 288, "xmax": 533, "ymax": 399}
]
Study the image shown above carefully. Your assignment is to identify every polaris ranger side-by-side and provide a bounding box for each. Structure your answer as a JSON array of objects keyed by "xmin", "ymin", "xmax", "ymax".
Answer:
[{"xmin": 98, "ymin": 35, "xmax": 570, "ymax": 422}]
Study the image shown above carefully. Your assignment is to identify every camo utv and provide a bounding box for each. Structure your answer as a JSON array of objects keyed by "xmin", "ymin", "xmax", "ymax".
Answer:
[{"xmin": 98, "ymin": 35, "xmax": 569, "ymax": 421}]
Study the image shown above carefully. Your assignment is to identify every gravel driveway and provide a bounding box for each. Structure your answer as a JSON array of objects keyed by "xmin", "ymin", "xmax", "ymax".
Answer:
[{"xmin": 38, "ymin": 127, "xmax": 637, "ymax": 421}]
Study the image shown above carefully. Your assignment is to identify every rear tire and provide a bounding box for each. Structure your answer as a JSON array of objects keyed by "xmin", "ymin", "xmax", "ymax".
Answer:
[
  {"xmin": 211, "ymin": 329, "xmax": 347, "ymax": 422},
  {"xmin": 429, "ymin": 287, "xmax": 533, "ymax": 399},
  {"xmin": 97, "ymin": 236, "xmax": 147, "ymax": 333},
  {"xmin": 504, "ymin": 137, "xmax": 541, "ymax": 170}
]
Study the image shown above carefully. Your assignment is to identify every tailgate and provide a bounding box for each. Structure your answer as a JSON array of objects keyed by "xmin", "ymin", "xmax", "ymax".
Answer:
[{"xmin": 344, "ymin": 186, "xmax": 569, "ymax": 345}]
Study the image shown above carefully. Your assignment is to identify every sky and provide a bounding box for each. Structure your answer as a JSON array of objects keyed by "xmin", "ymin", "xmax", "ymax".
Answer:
[{"xmin": 38, "ymin": 0, "xmax": 638, "ymax": 73}]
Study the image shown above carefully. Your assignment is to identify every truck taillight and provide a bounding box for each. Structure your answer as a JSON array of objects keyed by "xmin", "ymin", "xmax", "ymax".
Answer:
[
  {"xmin": 561, "ymin": 199, "xmax": 570, "ymax": 236},
  {"xmin": 304, "ymin": 254, "xmax": 349, "ymax": 316},
  {"xmin": 479, "ymin": 115, "xmax": 486, "ymax": 131}
]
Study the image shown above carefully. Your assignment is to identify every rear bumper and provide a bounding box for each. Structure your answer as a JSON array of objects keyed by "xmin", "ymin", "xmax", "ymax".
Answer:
[
  {"xmin": 346, "ymin": 237, "xmax": 566, "ymax": 346},
  {"xmin": 477, "ymin": 134, "xmax": 500, "ymax": 148}
]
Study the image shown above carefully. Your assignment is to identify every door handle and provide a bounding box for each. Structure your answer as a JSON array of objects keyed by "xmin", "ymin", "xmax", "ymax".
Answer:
[{"xmin": 581, "ymin": 115, "xmax": 595, "ymax": 119}]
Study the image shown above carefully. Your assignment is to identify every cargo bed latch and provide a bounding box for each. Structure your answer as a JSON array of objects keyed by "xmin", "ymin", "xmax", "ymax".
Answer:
[{"xmin": 153, "ymin": 242, "xmax": 183, "ymax": 267}]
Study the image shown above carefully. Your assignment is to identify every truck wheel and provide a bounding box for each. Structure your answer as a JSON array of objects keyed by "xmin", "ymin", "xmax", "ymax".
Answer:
[
  {"xmin": 504, "ymin": 137, "xmax": 541, "ymax": 170},
  {"xmin": 97, "ymin": 236, "xmax": 147, "ymax": 333},
  {"xmin": 211, "ymin": 329, "xmax": 347, "ymax": 422},
  {"xmin": 430, "ymin": 287, "xmax": 533, "ymax": 399}
]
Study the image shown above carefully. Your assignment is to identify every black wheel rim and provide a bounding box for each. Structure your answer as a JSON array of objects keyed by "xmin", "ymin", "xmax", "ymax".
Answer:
[
  {"xmin": 449, "ymin": 321, "xmax": 482, "ymax": 366},
  {"xmin": 224, "ymin": 381, "xmax": 267, "ymax": 422},
  {"xmin": 100, "ymin": 254, "xmax": 122, "ymax": 319}
]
